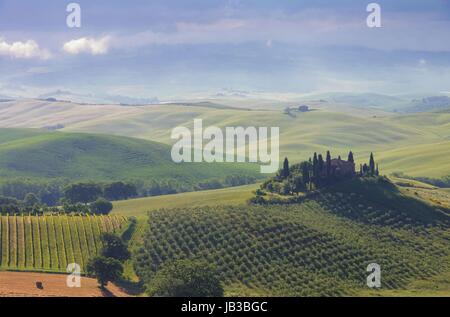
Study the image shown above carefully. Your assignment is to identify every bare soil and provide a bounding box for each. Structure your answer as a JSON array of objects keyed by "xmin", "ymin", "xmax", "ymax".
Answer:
[{"xmin": 0, "ymin": 271, "xmax": 130, "ymax": 297}]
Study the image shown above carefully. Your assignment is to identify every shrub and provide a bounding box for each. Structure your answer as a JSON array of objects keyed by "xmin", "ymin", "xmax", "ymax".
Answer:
[
  {"xmin": 146, "ymin": 259, "xmax": 224, "ymax": 297},
  {"xmin": 100, "ymin": 232, "xmax": 130, "ymax": 261},
  {"xmin": 90, "ymin": 198, "xmax": 113, "ymax": 215},
  {"xmin": 86, "ymin": 256, "xmax": 123, "ymax": 288}
]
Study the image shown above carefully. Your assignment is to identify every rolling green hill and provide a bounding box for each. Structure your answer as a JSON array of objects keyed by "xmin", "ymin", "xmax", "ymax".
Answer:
[
  {"xmin": 0, "ymin": 128, "xmax": 260, "ymax": 185},
  {"xmin": 0, "ymin": 214, "xmax": 127, "ymax": 273},
  {"xmin": 134, "ymin": 178, "xmax": 450, "ymax": 296},
  {"xmin": 1, "ymin": 99, "xmax": 448, "ymax": 178}
]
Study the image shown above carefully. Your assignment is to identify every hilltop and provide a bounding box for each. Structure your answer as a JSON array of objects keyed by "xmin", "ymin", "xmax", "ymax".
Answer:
[
  {"xmin": 0, "ymin": 128, "xmax": 258, "ymax": 181},
  {"xmin": 0, "ymin": 128, "xmax": 261, "ymax": 201}
]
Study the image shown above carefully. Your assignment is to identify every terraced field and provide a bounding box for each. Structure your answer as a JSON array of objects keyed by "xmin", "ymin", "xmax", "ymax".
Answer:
[{"xmin": 0, "ymin": 215, "xmax": 127, "ymax": 273}]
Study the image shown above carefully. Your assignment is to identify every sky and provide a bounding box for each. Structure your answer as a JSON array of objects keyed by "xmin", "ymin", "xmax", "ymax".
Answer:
[{"xmin": 1, "ymin": 0, "xmax": 450, "ymax": 101}]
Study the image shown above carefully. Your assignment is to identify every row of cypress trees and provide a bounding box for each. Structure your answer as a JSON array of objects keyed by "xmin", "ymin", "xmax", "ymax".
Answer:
[{"xmin": 280, "ymin": 151, "xmax": 379, "ymax": 191}]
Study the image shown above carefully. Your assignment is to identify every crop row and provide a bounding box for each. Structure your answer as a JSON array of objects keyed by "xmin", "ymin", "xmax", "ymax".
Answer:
[
  {"xmin": 0, "ymin": 214, "xmax": 127, "ymax": 272},
  {"xmin": 135, "ymin": 205, "xmax": 450, "ymax": 296}
]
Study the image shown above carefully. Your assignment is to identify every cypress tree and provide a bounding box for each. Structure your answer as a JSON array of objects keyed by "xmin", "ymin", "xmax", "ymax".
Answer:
[
  {"xmin": 363, "ymin": 163, "xmax": 368, "ymax": 175},
  {"xmin": 312, "ymin": 153, "xmax": 319, "ymax": 185},
  {"xmin": 376, "ymin": 163, "xmax": 379, "ymax": 176},
  {"xmin": 369, "ymin": 153, "xmax": 375, "ymax": 176},
  {"xmin": 318, "ymin": 154, "xmax": 324, "ymax": 174},
  {"xmin": 326, "ymin": 150, "xmax": 331, "ymax": 178},
  {"xmin": 302, "ymin": 163, "xmax": 310, "ymax": 189},
  {"xmin": 348, "ymin": 151, "xmax": 354, "ymax": 163},
  {"xmin": 317, "ymin": 154, "xmax": 324, "ymax": 188},
  {"xmin": 360, "ymin": 164, "xmax": 363, "ymax": 176},
  {"xmin": 282, "ymin": 157, "xmax": 290, "ymax": 178}
]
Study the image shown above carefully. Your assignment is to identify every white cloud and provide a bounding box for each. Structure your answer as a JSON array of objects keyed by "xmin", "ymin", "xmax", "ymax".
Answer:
[
  {"xmin": 63, "ymin": 36, "xmax": 111, "ymax": 55},
  {"xmin": 0, "ymin": 39, "xmax": 51, "ymax": 59}
]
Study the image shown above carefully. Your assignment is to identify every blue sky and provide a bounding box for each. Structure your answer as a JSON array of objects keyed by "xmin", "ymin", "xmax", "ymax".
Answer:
[{"xmin": 1, "ymin": 0, "xmax": 450, "ymax": 100}]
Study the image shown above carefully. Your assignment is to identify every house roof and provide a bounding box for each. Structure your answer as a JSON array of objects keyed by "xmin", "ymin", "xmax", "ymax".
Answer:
[{"xmin": 330, "ymin": 159, "xmax": 354, "ymax": 167}]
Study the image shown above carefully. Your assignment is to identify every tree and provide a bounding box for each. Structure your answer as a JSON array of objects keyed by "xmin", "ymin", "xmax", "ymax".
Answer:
[
  {"xmin": 369, "ymin": 153, "xmax": 375, "ymax": 176},
  {"xmin": 39, "ymin": 185, "xmax": 61, "ymax": 206},
  {"xmin": 24, "ymin": 193, "xmax": 40, "ymax": 207},
  {"xmin": 100, "ymin": 233, "xmax": 130, "ymax": 261},
  {"xmin": 280, "ymin": 181, "xmax": 291, "ymax": 195},
  {"xmin": 318, "ymin": 154, "xmax": 324, "ymax": 174},
  {"xmin": 146, "ymin": 260, "xmax": 224, "ymax": 297},
  {"xmin": 282, "ymin": 157, "xmax": 290, "ymax": 178},
  {"xmin": 326, "ymin": 151, "xmax": 331, "ymax": 178},
  {"xmin": 103, "ymin": 182, "xmax": 137, "ymax": 201},
  {"xmin": 376, "ymin": 163, "xmax": 379, "ymax": 176},
  {"xmin": 312, "ymin": 153, "xmax": 318, "ymax": 178},
  {"xmin": 363, "ymin": 163, "xmax": 369, "ymax": 175},
  {"xmin": 293, "ymin": 176, "xmax": 305, "ymax": 195},
  {"xmin": 90, "ymin": 198, "xmax": 113, "ymax": 215},
  {"xmin": 86, "ymin": 256, "xmax": 123, "ymax": 288},
  {"xmin": 348, "ymin": 151, "xmax": 354, "ymax": 163},
  {"xmin": 301, "ymin": 162, "xmax": 311, "ymax": 189},
  {"xmin": 63, "ymin": 183, "xmax": 102, "ymax": 204}
]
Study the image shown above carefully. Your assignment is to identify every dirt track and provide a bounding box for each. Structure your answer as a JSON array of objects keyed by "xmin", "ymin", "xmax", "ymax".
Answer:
[{"xmin": 0, "ymin": 271, "xmax": 129, "ymax": 297}]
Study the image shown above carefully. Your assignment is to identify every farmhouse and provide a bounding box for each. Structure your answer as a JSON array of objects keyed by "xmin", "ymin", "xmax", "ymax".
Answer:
[{"xmin": 328, "ymin": 158, "xmax": 356, "ymax": 178}]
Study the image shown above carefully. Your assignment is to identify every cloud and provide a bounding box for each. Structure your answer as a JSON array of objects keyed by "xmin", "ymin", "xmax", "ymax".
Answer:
[
  {"xmin": 115, "ymin": 9, "xmax": 450, "ymax": 52},
  {"xmin": 0, "ymin": 39, "xmax": 51, "ymax": 59},
  {"xmin": 63, "ymin": 36, "xmax": 111, "ymax": 55}
]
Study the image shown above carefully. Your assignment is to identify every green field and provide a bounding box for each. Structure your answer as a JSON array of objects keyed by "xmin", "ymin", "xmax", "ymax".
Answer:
[
  {"xmin": 133, "ymin": 178, "xmax": 450, "ymax": 296},
  {"xmin": 0, "ymin": 214, "xmax": 127, "ymax": 273},
  {"xmin": 112, "ymin": 184, "xmax": 259, "ymax": 218},
  {"xmin": 0, "ymin": 128, "xmax": 260, "ymax": 184}
]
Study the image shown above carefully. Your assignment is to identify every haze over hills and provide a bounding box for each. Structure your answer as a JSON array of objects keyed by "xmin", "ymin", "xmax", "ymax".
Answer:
[{"xmin": 0, "ymin": 98, "xmax": 448, "ymax": 178}]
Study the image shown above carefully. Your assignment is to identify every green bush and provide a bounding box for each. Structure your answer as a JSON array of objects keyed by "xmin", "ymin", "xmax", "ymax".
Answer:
[{"xmin": 146, "ymin": 259, "xmax": 224, "ymax": 297}]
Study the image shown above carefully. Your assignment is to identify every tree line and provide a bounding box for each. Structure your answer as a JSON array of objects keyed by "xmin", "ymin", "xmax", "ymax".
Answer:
[{"xmin": 0, "ymin": 174, "xmax": 257, "ymax": 209}]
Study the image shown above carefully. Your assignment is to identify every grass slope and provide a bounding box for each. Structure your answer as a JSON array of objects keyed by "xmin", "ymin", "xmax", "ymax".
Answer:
[
  {"xmin": 0, "ymin": 128, "xmax": 260, "ymax": 183},
  {"xmin": 112, "ymin": 184, "xmax": 259, "ymax": 218},
  {"xmin": 134, "ymin": 178, "xmax": 450, "ymax": 296},
  {"xmin": 0, "ymin": 214, "xmax": 127, "ymax": 273}
]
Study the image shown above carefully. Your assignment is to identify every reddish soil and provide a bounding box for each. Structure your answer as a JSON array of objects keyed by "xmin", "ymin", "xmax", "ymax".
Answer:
[{"xmin": 0, "ymin": 271, "xmax": 130, "ymax": 297}]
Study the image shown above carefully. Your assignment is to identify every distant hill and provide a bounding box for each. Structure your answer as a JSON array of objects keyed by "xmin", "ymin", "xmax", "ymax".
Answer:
[
  {"xmin": 0, "ymin": 128, "xmax": 261, "ymax": 189},
  {"xmin": 1, "ymin": 98, "xmax": 449, "ymax": 178},
  {"xmin": 38, "ymin": 90, "xmax": 159, "ymax": 105},
  {"xmin": 404, "ymin": 96, "xmax": 450, "ymax": 113},
  {"xmin": 134, "ymin": 178, "xmax": 450, "ymax": 296}
]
